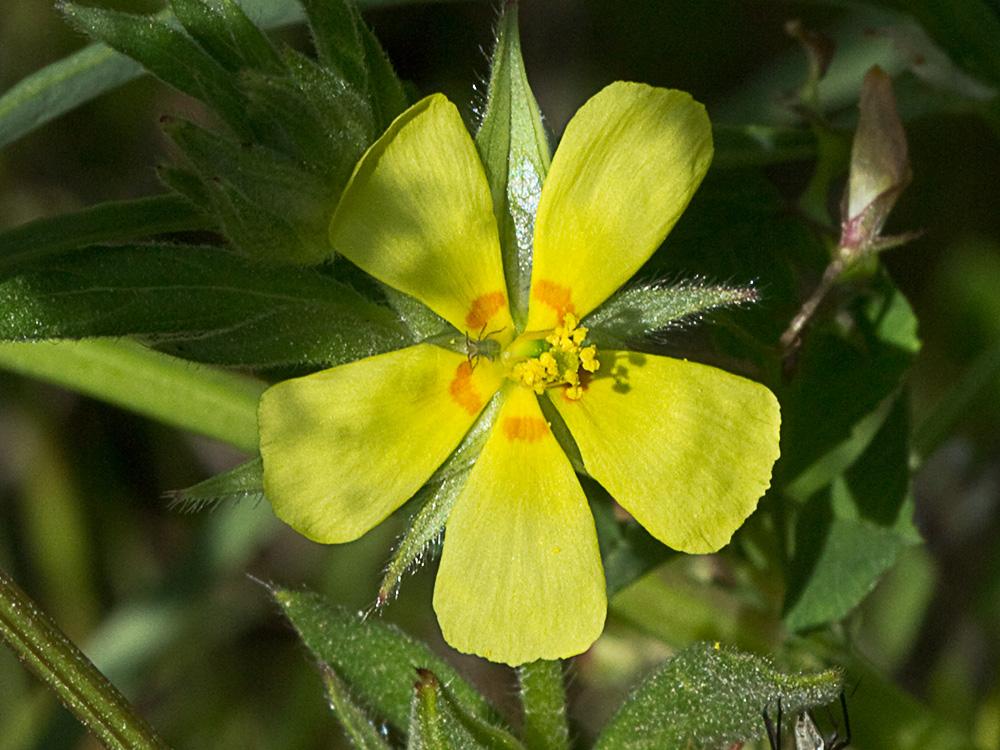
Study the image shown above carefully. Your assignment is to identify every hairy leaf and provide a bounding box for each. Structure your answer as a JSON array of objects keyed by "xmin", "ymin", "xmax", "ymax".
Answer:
[
  {"xmin": 595, "ymin": 643, "xmax": 842, "ymax": 750},
  {"xmin": 0, "ymin": 244, "xmax": 409, "ymax": 368}
]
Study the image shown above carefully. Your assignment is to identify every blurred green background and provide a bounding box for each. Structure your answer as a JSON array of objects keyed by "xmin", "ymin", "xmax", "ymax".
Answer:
[{"xmin": 2, "ymin": 1, "xmax": 1000, "ymax": 748}]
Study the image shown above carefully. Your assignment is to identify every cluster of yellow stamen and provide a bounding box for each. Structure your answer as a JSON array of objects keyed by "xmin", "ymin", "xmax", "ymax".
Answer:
[{"xmin": 507, "ymin": 313, "xmax": 600, "ymax": 400}]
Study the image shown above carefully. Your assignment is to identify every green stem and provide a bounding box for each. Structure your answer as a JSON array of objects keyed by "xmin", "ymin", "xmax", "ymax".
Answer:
[
  {"xmin": 0, "ymin": 567, "xmax": 173, "ymax": 750},
  {"xmin": 0, "ymin": 338, "xmax": 264, "ymax": 453},
  {"xmin": 518, "ymin": 659, "xmax": 568, "ymax": 750}
]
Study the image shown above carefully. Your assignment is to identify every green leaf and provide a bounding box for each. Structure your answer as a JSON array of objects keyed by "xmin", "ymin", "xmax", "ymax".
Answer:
[
  {"xmin": 61, "ymin": 3, "xmax": 254, "ymax": 140},
  {"xmin": 381, "ymin": 284, "xmax": 451, "ymax": 342},
  {"xmin": 0, "ymin": 40, "xmax": 145, "ymax": 153},
  {"xmin": 0, "ymin": 0, "xmax": 325, "ymax": 152},
  {"xmin": 0, "ymin": 243, "xmax": 410, "ymax": 368},
  {"xmin": 356, "ymin": 8, "xmax": 408, "ymax": 131},
  {"xmin": 299, "ymin": 0, "xmax": 369, "ymax": 90},
  {"xmin": 51, "ymin": 0, "xmax": 409, "ymax": 267},
  {"xmin": 161, "ymin": 116, "xmax": 335, "ymax": 263},
  {"xmin": 594, "ymin": 643, "xmax": 842, "ymax": 750},
  {"xmin": 408, "ymin": 669, "xmax": 523, "ymax": 750},
  {"xmin": 778, "ymin": 282, "xmax": 920, "ymax": 488},
  {"xmin": 169, "ymin": 457, "xmax": 264, "ymax": 512},
  {"xmin": 270, "ymin": 586, "xmax": 504, "ymax": 735},
  {"xmin": 0, "ymin": 195, "xmax": 209, "ymax": 273},
  {"xmin": 585, "ymin": 280, "xmax": 760, "ymax": 349},
  {"xmin": 169, "ymin": 0, "xmax": 285, "ymax": 76},
  {"xmin": 784, "ymin": 513, "xmax": 908, "ymax": 633},
  {"xmin": 0, "ymin": 338, "xmax": 262, "ymax": 452},
  {"xmin": 783, "ymin": 395, "xmax": 920, "ymax": 632},
  {"xmin": 0, "ymin": 568, "xmax": 172, "ymax": 750},
  {"xmin": 322, "ymin": 664, "xmax": 394, "ymax": 750},
  {"xmin": 776, "ymin": 280, "xmax": 921, "ymax": 630},
  {"xmin": 475, "ymin": 4, "xmax": 552, "ymax": 329}
]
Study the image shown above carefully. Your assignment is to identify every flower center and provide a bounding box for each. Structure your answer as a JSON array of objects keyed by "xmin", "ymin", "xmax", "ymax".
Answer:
[{"xmin": 502, "ymin": 314, "xmax": 600, "ymax": 400}]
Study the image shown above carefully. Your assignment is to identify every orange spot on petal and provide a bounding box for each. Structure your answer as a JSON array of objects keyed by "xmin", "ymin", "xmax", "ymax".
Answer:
[
  {"xmin": 501, "ymin": 416, "xmax": 549, "ymax": 442},
  {"xmin": 533, "ymin": 280, "xmax": 575, "ymax": 320},
  {"xmin": 465, "ymin": 291, "xmax": 507, "ymax": 330},
  {"xmin": 449, "ymin": 361, "xmax": 482, "ymax": 416}
]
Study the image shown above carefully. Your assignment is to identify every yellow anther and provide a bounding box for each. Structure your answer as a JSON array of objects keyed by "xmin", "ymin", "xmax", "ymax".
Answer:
[{"xmin": 505, "ymin": 313, "xmax": 599, "ymax": 398}]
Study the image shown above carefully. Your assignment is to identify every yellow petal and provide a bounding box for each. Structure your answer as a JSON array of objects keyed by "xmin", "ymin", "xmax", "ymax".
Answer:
[
  {"xmin": 550, "ymin": 351, "xmax": 780, "ymax": 554},
  {"xmin": 434, "ymin": 385, "xmax": 606, "ymax": 665},
  {"xmin": 259, "ymin": 344, "xmax": 503, "ymax": 543},
  {"xmin": 527, "ymin": 82, "xmax": 713, "ymax": 329},
  {"xmin": 331, "ymin": 94, "xmax": 514, "ymax": 338}
]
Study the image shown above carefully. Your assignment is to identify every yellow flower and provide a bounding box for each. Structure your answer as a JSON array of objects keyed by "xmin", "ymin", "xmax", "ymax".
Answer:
[{"xmin": 258, "ymin": 83, "xmax": 781, "ymax": 666}]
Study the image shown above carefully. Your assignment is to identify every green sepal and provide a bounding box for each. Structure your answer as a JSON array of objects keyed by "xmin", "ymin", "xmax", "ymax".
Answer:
[
  {"xmin": 270, "ymin": 586, "xmax": 504, "ymax": 735},
  {"xmin": 594, "ymin": 643, "xmax": 842, "ymax": 750},
  {"xmin": 475, "ymin": 4, "xmax": 551, "ymax": 328},
  {"xmin": 584, "ymin": 280, "xmax": 761, "ymax": 349},
  {"xmin": 378, "ymin": 395, "xmax": 503, "ymax": 604},
  {"xmin": 169, "ymin": 0, "xmax": 286, "ymax": 76},
  {"xmin": 409, "ymin": 669, "xmax": 524, "ymax": 750},
  {"xmin": 322, "ymin": 664, "xmax": 394, "ymax": 750},
  {"xmin": 168, "ymin": 457, "xmax": 264, "ymax": 512},
  {"xmin": 0, "ymin": 243, "xmax": 410, "ymax": 368},
  {"xmin": 378, "ymin": 472, "xmax": 465, "ymax": 607}
]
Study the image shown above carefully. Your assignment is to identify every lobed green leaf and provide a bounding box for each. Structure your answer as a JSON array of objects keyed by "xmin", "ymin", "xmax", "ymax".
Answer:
[
  {"xmin": 170, "ymin": 0, "xmax": 286, "ymax": 76},
  {"xmin": 299, "ymin": 0, "xmax": 369, "ymax": 91},
  {"xmin": 322, "ymin": 664, "xmax": 394, "ymax": 750},
  {"xmin": 0, "ymin": 243, "xmax": 410, "ymax": 368},
  {"xmin": 270, "ymin": 586, "xmax": 505, "ymax": 735},
  {"xmin": 0, "ymin": 195, "xmax": 209, "ymax": 273},
  {"xmin": 409, "ymin": 669, "xmax": 523, "ymax": 750},
  {"xmin": 61, "ymin": 3, "xmax": 253, "ymax": 140},
  {"xmin": 594, "ymin": 643, "xmax": 842, "ymax": 750},
  {"xmin": 161, "ymin": 116, "xmax": 334, "ymax": 263}
]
